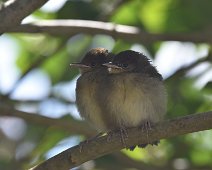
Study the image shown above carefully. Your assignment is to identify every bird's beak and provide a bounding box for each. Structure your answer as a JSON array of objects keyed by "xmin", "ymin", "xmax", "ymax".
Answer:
[
  {"xmin": 102, "ymin": 63, "xmax": 122, "ymax": 69},
  {"xmin": 103, "ymin": 63, "xmax": 123, "ymax": 74},
  {"xmin": 70, "ymin": 63, "xmax": 91, "ymax": 69}
]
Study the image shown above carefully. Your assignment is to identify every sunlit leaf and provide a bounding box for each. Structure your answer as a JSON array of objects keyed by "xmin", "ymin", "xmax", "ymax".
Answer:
[{"xmin": 111, "ymin": 0, "xmax": 143, "ymax": 27}]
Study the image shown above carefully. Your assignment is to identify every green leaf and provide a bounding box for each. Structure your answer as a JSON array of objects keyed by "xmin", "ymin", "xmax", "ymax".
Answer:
[
  {"xmin": 139, "ymin": 0, "xmax": 172, "ymax": 32},
  {"xmin": 33, "ymin": 10, "xmax": 56, "ymax": 19},
  {"xmin": 111, "ymin": 0, "xmax": 143, "ymax": 27},
  {"xmin": 112, "ymin": 40, "xmax": 132, "ymax": 54},
  {"xmin": 15, "ymin": 35, "xmax": 60, "ymax": 74}
]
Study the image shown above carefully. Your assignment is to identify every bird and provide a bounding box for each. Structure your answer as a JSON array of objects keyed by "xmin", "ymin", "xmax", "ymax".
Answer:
[
  {"xmin": 70, "ymin": 48, "xmax": 114, "ymax": 133},
  {"xmin": 97, "ymin": 50, "xmax": 167, "ymax": 150}
]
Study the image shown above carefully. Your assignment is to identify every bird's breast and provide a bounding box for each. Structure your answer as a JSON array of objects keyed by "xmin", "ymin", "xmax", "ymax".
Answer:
[
  {"xmin": 105, "ymin": 74, "xmax": 166, "ymax": 128},
  {"xmin": 76, "ymin": 73, "xmax": 107, "ymax": 131}
]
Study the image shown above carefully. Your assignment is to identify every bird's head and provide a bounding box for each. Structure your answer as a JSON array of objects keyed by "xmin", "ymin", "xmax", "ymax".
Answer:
[
  {"xmin": 103, "ymin": 50, "xmax": 162, "ymax": 80},
  {"xmin": 70, "ymin": 48, "xmax": 112, "ymax": 74}
]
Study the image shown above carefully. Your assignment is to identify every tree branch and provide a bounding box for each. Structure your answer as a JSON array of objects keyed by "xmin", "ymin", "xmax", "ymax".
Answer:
[
  {"xmin": 30, "ymin": 111, "xmax": 212, "ymax": 170},
  {"xmin": 4, "ymin": 20, "xmax": 212, "ymax": 43},
  {"xmin": 0, "ymin": 104, "xmax": 95, "ymax": 136},
  {"xmin": 0, "ymin": 0, "xmax": 49, "ymax": 33}
]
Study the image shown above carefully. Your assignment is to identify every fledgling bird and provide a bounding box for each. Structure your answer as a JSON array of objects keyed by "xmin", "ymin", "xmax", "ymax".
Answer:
[
  {"xmin": 70, "ymin": 48, "xmax": 113, "ymax": 132},
  {"xmin": 98, "ymin": 50, "xmax": 167, "ymax": 150}
]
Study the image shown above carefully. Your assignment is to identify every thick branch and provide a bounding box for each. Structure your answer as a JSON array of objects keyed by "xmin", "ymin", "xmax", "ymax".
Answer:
[
  {"xmin": 0, "ymin": 0, "xmax": 49, "ymax": 32},
  {"xmin": 4, "ymin": 20, "xmax": 212, "ymax": 43},
  {"xmin": 0, "ymin": 104, "xmax": 95, "ymax": 136},
  {"xmin": 31, "ymin": 111, "xmax": 212, "ymax": 170}
]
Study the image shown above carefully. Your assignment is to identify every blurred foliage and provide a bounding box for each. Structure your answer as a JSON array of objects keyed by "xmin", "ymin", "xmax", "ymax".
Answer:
[
  {"xmin": 57, "ymin": 1, "xmax": 100, "ymax": 20},
  {"xmin": 112, "ymin": 0, "xmax": 212, "ymax": 33},
  {"xmin": 0, "ymin": 0, "xmax": 212, "ymax": 170}
]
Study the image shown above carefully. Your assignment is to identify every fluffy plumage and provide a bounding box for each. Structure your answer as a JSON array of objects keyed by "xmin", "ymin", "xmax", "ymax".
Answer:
[
  {"xmin": 71, "ymin": 48, "xmax": 113, "ymax": 131},
  {"xmin": 98, "ymin": 50, "xmax": 167, "ymax": 149}
]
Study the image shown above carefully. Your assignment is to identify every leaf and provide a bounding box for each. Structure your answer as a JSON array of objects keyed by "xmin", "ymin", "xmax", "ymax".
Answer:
[
  {"xmin": 111, "ymin": 0, "xmax": 143, "ymax": 27},
  {"xmin": 139, "ymin": 0, "xmax": 171, "ymax": 32},
  {"xmin": 15, "ymin": 35, "xmax": 60, "ymax": 74},
  {"xmin": 112, "ymin": 40, "xmax": 132, "ymax": 54}
]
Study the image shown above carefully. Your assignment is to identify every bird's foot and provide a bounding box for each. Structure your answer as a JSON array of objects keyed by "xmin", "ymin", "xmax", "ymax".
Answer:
[
  {"xmin": 140, "ymin": 120, "xmax": 152, "ymax": 132},
  {"xmin": 106, "ymin": 126, "xmax": 128, "ymax": 147},
  {"xmin": 128, "ymin": 145, "xmax": 136, "ymax": 151},
  {"xmin": 128, "ymin": 121, "xmax": 158, "ymax": 151},
  {"xmin": 119, "ymin": 126, "xmax": 128, "ymax": 147},
  {"xmin": 137, "ymin": 120, "xmax": 159, "ymax": 148},
  {"xmin": 106, "ymin": 131, "xmax": 114, "ymax": 142},
  {"xmin": 150, "ymin": 140, "xmax": 160, "ymax": 146},
  {"xmin": 137, "ymin": 140, "xmax": 160, "ymax": 148},
  {"xmin": 79, "ymin": 132, "xmax": 104, "ymax": 152},
  {"xmin": 137, "ymin": 120, "xmax": 152, "ymax": 148}
]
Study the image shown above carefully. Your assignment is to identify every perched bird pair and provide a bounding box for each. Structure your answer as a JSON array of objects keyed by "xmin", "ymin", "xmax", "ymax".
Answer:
[{"xmin": 70, "ymin": 48, "xmax": 167, "ymax": 150}]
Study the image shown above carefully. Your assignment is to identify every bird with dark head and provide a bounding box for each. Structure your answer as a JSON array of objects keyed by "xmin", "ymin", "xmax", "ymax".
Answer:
[
  {"xmin": 98, "ymin": 50, "xmax": 167, "ymax": 150},
  {"xmin": 105, "ymin": 50, "xmax": 163, "ymax": 80},
  {"xmin": 70, "ymin": 48, "xmax": 114, "ymax": 132}
]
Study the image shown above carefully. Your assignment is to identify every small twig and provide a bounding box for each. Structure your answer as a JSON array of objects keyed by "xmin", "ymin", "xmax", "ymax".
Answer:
[
  {"xmin": 166, "ymin": 53, "xmax": 211, "ymax": 82},
  {"xmin": 31, "ymin": 111, "xmax": 212, "ymax": 170}
]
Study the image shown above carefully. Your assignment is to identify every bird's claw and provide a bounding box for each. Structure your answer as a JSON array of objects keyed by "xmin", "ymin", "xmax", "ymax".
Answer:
[
  {"xmin": 119, "ymin": 126, "xmax": 128, "ymax": 147},
  {"xmin": 106, "ymin": 127, "xmax": 128, "ymax": 148},
  {"xmin": 140, "ymin": 120, "xmax": 152, "ymax": 132},
  {"xmin": 106, "ymin": 131, "xmax": 114, "ymax": 142},
  {"xmin": 137, "ymin": 120, "xmax": 159, "ymax": 148}
]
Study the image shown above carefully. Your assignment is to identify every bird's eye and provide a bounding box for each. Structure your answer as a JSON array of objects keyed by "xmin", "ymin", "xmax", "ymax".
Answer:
[
  {"xmin": 91, "ymin": 62, "xmax": 96, "ymax": 67},
  {"xmin": 122, "ymin": 63, "xmax": 128, "ymax": 68}
]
